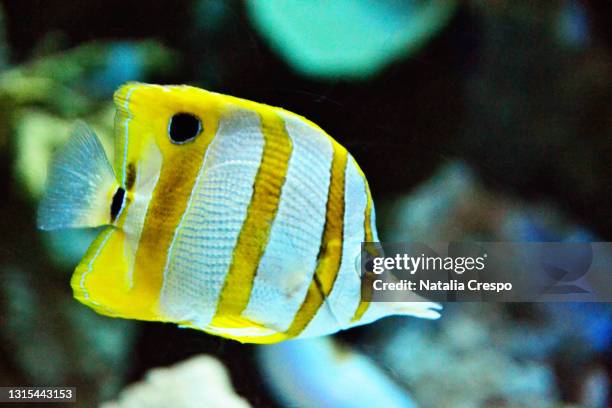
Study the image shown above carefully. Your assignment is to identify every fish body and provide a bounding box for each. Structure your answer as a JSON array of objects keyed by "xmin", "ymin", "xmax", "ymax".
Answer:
[{"xmin": 38, "ymin": 83, "xmax": 440, "ymax": 343}]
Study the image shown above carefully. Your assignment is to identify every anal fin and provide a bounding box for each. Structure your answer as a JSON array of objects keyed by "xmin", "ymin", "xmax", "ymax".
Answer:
[{"xmin": 71, "ymin": 226, "xmax": 161, "ymax": 321}]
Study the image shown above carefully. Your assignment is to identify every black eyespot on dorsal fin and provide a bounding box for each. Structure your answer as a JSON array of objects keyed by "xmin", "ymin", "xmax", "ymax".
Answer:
[
  {"xmin": 110, "ymin": 187, "xmax": 126, "ymax": 222},
  {"xmin": 168, "ymin": 113, "xmax": 202, "ymax": 144}
]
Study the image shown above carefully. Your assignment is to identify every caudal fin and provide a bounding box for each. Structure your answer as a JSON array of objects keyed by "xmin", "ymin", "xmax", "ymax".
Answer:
[{"xmin": 37, "ymin": 124, "xmax": 120, "ymax": 230}]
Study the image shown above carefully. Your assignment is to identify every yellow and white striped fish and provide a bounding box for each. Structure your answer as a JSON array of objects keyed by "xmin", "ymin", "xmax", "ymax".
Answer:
[{"xmin": 38, "ymin": 83, "xmax": 440, "ymax": 343}]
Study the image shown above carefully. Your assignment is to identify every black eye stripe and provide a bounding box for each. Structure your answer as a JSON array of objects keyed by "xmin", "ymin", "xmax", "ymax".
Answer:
[{"xmin": 168, "ymin": 113, "xmax": 202, "ymax": 144}]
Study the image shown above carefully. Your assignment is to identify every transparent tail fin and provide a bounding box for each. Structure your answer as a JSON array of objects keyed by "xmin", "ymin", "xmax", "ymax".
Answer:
[{"xmin": 37, "ymin": 124, "xmax": 119, "ymax": 230}]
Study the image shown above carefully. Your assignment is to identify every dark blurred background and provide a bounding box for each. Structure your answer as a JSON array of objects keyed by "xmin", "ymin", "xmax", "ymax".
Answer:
[{"xmin": 0, "ymin": 1, "xmax": 611, "ymax": 407}]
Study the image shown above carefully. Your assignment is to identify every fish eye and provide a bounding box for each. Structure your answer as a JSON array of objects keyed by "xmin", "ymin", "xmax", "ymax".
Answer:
[{"xmin": 168, "ymin": 113, "xmax": 202, "ymax": 144}]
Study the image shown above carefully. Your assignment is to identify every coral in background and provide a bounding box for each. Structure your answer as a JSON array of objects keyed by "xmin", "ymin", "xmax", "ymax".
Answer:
[
  {"xmin": 101, "ymin": 355, "xmax": 251, "ymax": 408},
  {"xmin": 376, "ymin": 305, "xmax": 559, "ymax": 408}
]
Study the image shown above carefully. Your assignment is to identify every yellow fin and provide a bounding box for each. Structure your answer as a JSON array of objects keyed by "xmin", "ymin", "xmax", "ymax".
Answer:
[
  {"xmin": 200, "ymin": 315, "xmax": 290, "ymax": 344},
  {"xmin": 71, "ymin": 226, "xmax": 162, "ymax": 322}
]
